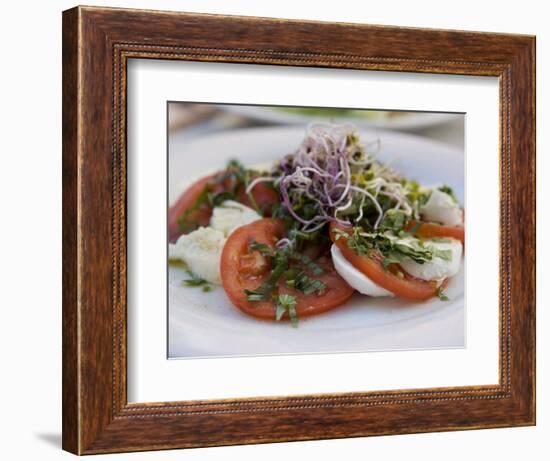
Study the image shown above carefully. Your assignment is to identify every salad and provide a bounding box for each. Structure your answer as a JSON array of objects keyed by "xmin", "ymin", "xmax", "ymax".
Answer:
[{"xmin": 169, "ymin": 124, "xmax": 464, "ymax": 326}]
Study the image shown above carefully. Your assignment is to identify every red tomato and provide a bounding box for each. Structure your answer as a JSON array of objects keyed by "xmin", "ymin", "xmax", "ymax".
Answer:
[
  {"xmin": 168, "ymin": 172, "xmax": 279, "ymax": 242},
  {"xmin": 329, "ymin": 222, "xmax": 441, "ymax": 301},
  {"xmin": 405, "ymin": 220, "xmax": 465, "ymax": 243},
  {"xmin": 168, "ymin": 175, "xmax": 216, "ymax": 242},
  {"xmin": 221, "ymin": 219, "xmax": 354, "ymax": 321},
  {"xmin": 238, "ymin": 182, "xmax": 279, "ymax": 216}
]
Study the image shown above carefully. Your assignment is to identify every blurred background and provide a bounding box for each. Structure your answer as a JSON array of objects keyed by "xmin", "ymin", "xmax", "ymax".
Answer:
[
  {"xmin": 168, "ymin": 103, "xmax": 464, "ymax": 205},
  {"xmin": 168, "ymin": 102, "xmax": 464, "ymax": 148}
]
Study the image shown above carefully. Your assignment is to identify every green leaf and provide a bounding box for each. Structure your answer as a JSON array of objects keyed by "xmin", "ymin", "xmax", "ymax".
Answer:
[
  {"xmin": 288, "ymin": 304, "xmax": 299, "ymax": 328},
  {"xmin": 292, "ymin": 253, "xmax": 324, "ymax": 276},
  {"xmin": 275, "ymin": 303, "xmax": 287, "ymax": 321},
  {"xmin": 249, "ymin": 240, "xmax": 274, "ymax": 257},
  {"xmin": 380, "ymin": 209, "xmax": 407, "ymax": 232},
  {"xmin": 274, "ymin": 294, "xmax": 298, "ymax": 327},
  {"xmin": 182, "ymin": 271, "xmax": 209, "ymax": 287},
  {"xmin": 286, "ymin": 271, "xmax": 326, "ymax": 295},
  {"xmin": 437, "ymin": 286, "xmax": 449, "ymax": 301},
  {"xmin": 244, "ymin": 250, "xmax": 290, "ymax": 302},
  {"xmin": 177, "ymin": 187, "xmax": 210, "ymax": 232},
  {"xmin": 438, "ymin": 185, "xmax": 459, "ymax": 204}
]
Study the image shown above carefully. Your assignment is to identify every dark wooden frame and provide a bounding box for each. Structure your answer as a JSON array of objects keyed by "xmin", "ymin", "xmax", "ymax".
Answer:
[{"xmin": 62, "ymin": 5, "xmax": 536, "ymax": 455}]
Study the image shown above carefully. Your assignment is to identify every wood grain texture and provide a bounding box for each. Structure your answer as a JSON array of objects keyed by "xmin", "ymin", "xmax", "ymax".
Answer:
[{"xmin": 62, "ymin": 5, "xmax": 536, "ymax": 455}]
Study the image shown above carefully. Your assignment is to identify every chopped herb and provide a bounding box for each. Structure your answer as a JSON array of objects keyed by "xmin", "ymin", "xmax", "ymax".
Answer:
[
  {"xmin": 437, "ymin": 286, "xmax": 449, "ymax": 301},
  {"xmin": 177, "ymin": 187, "xmax": 210, "ymax": 232},
  {"xmin": 379, "ymin": 209, "xmax": 407, "ymax": 233},
  {"xmin": 249, "ymin": 240, "xmax": 274, "ymax": 257},
  {"xmin": 286, "ymin": 270, "xmax": 326, "ymax": 295},
  {"xmin": 244, "ymin": 250, "xmax": 288, "ymax": 301},
  {"xmin": 243, "ymin": 239, "xmax": 326, "ymax": 324},
  {"xmin": 177, "ymin": 159, "xmax": 265, "ymax": 232},
  {"xmin": 201, "ymin": 285, "xmax": 212, "ymax": 293},
  {"xmin": 208, "ymin": 190, "xmax": 235, "ymax": 207},
  {"xmin": 274, "ymin": 294, "xmax": 298, "ymax": 327},
  {"xmin": 291, "ymin": 253, "xmax": 324, "ymax": 276},
  {"xmin": 404, "ymin": 180, "xmax": 431, "ymax": 219},
  {"xmin": 438, "ymin": 185, "xmax": 459, "ymax": 204},
  {"xmin": 182, "ymin": 270, "xmax": 211, "ymax": 289},
  {"xmin": 244, "ymin": 290, "xmax": 269, "ymax": 302},
  {"xmin": 341, "ymin": 226, "xmax": 451, "ymax": 270}
]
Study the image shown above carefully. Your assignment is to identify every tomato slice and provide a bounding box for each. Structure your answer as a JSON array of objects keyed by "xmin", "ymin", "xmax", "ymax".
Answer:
[
  {"xmin": 168, "ymin": 174, "xmax": 216, "ymax": 242},
  {"xmin": 168, "ymin": 172, "xmax": 279, "ymax": 242},
  {"xmin": 237, "ymin": 182, "xmax": 279, "ymax": 216},
  {"xmin": 405, "ymin": 220, "xmax": 464, "ymax": 243},
  {"xmin": 221, "ymin": 219, "xmax": 354, "ymax": 321},
  {"xmin": 329, "ymin": 222, "xmax": 441, "ymax": 301}
]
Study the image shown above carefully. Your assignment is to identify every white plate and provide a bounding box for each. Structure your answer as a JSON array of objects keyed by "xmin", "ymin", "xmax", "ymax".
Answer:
[
  {"xmin": 219, "ymin": 105, "xmax": 462, "ymax": 131},
  {"xmin": 168, "ymin": 126, "xmax": 465, "ymax": 358}
]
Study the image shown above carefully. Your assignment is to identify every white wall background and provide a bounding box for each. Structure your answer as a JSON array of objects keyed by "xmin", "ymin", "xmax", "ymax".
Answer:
[{"xmin": 0, "ymin": 1, "xmax": 545, "ymax": 460}]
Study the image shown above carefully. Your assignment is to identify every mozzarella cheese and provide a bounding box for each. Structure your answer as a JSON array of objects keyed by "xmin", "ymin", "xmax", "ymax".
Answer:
[
  {"xmin": 210, "ymin": 200, "xmax": 261, "ymax": 236},
  {"xmin": 399, "ymin": 238, "xmax": 463, "ymax": 281},
  {"xmin": 330, "ymin": 244, "xmax": 394, "ymax": 297},
  {"xmin": 169, "ymin": 227, "xmax": 226, "ymax": 284},
  {"xmin": 420, "ymin": 189, "xmax": 463, "ymax": 226}
]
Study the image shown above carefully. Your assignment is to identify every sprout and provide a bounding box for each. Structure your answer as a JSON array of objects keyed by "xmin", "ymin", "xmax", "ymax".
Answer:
[{"xmin": 252, "ymin": 123, "xmax": 415, "ymax": 235}]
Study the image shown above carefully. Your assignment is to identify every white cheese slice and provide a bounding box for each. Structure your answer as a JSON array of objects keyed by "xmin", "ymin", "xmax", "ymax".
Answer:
[
  {"xmin": 399, "ymin": 238, "xmax": 463, "ymax": 281},
  {"xmin": 170, "ymin": 227, "xmax": 226, "ymax": 284},
  {"xmin": 331, "ymin": 244, "xmax": 394, "ymax": 297},
  {"xmin": 210, "ymin": 200, "xmax": 261, "ymax": 236},
  {"xmin": 420, "ymin": 189, "xmax": 463, "ymax": 226}
]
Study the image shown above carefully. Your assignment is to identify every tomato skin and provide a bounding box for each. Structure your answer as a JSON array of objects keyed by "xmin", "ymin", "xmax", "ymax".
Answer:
[
  {"xmin": 221, "ymin": 219, "xmax": 354, "ymax": 321},
  {"xmin": 405, "ymin": 220, "xmax": 465, "ymax": 243},
  {"xmin": 168, "ymin": 175, "xmax": 215, "ymax": 242},
  {"xmin": 238, "ymin": 182, "xmax": 279, "ymax": 216},
  {"xmin": 168, "ymin": 172, "xmax": 279, "ymax": 243},
  {"xmin": 329, "ymin": 223, "xmax": 441, "ymax": 301}
]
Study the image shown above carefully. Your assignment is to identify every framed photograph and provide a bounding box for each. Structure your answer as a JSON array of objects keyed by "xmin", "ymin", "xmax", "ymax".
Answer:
[{"xmin": 62, "ymin": 6, "xmax": 535, "ymax": 455}]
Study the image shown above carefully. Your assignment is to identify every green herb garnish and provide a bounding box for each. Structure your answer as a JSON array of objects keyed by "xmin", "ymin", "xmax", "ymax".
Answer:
[
  {"xmin": 248, "ymin": 240, "xmax": 274, "ymax": 257},
  {"xmin": 286, "ymin": 270, "xmax": 326, "ymax": 295},
  {"xmin": 340, "ymin": 226, "xmax": 451, "ymax": 271},
  {"xmin": 244, "ymin": 242, "xmax": 326, "ymax": 325},
  {"xmin": 274, "ymin": 294, "xmax": 298, "ymax": 327},
  {"xmin": 437, "ymin": 286, "xmax": 449, "ymax": 301},
  {"xmin": 182, "ymin": 270, "xmax": 211, "ymax": 290},
  {"xmin": 177, "ymin": 187, "xmax": 210, "ymax": 233},
  {"xmin": 292, "ymin": 253, "xmax": 324, "ymax": 276},
  {"xmin": 438, "ymin": 185, "xmax": 459, "ymax": 204},
  {"xmin": 379, "ymin": 209, "xmax": 408, "ymax": 233},
  {"xmin": 243, "ymin": 249, "xmax": 288, "ymax": 302}
]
